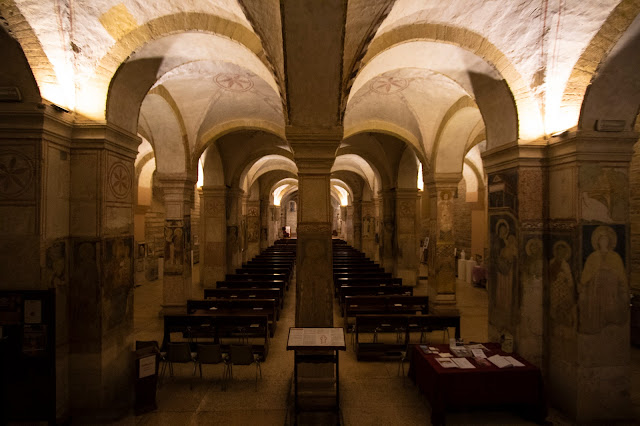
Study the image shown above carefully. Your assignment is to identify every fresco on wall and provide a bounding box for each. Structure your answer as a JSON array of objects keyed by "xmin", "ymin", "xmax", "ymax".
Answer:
[
  {"xmin": 549, "ymin": 239, "xmax": 576, "ymax": 327},
  {"xmin": 70, "ymin": 241, "xmax": 100, "ymax": 346},
  {"xmin": 164, "ymin": 220, "xmax": 184, "ymax": 275},
  {"xmin": 44, "ymin": 240, "xmax": 66, "ymax": 288},
  {"xmin": 437, "ymin": 190, "xmax": 453, "ymax": 241},
  {"xmin": 579, "ymin": 224, "xmax": 627, "ymax": 334},
  {"xmin": 580, "ymin": 165, "xmax": 627, "ymax": 223},
  {"xmin": 247, "ymin": 216, "xmax": 259, "ymax": 242},
  {"xmin": 488, "ymin": 170, "xmax": 518, "ymax": 212},
  {"xmin": 490, "ymin": 214, "xmax": 518, "ymax": 320},
  {"xmin": 103, "ymin": 237, "xmax": 133, "ymax": 330},
  {"xmin": 522, "ymin": 237, "xmax": 543, "ymax": 283}
]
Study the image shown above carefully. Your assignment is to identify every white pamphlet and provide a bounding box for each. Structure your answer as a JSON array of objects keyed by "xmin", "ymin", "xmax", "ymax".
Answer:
[
  {"xmin": 452, "ymin": 357, "xmax": 476, "ymax": 369},
  {"xmin": 487, "ymin": 354, "xmax": 513, "ymax": 368},
  {"xmin": 435, "ymin": 357, "xmax": 457, "ymax": 368},
  {"xmin": 471, "ymin": 348, "xmax": 486, "ymax": 358},
  {"xmin": 503, "ymin": 356, "xmax": 525, "ymax": 367}
]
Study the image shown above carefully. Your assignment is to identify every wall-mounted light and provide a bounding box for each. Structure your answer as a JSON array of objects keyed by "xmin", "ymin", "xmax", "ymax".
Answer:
[{"xmin": 0, "ymin": 86, "xmax": 21, "ymax": 102}]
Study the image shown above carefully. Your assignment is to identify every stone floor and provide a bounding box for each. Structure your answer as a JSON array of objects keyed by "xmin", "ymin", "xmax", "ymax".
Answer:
[{"xmin": 111, "ymin": 263, "xmax": 640, "ymax": 425}]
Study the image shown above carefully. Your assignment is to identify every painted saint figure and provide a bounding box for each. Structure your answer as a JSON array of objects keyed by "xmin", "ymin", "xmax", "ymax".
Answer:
[
  {"xmin": 494, "ymin": 219, "xmax": 517, "ymax": 311},
  {"xmin": 579, "ymin": 225, "xmax": 627, "ymax": 334},
  {"xmin": 549, "ymin": 241, "xmax": 575, "ymax": 327}
]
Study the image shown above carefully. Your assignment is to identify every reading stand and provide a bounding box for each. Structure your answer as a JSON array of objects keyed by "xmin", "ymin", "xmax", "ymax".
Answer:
[{"xmin": 286, "ymin": 327, "xmax": 346, "ymax": 425}]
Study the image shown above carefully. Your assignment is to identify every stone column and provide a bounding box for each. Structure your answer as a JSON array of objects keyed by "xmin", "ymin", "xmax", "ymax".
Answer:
[
  {"xmin": 245, "ymin": 200, "xmax": 261, "ymax": 261},
  {"xmin": 379, "ymin": 189, "xmax": 396, "ymax": 272},
  {"xmin": 269, "ymin": 205, "xmax": 281, "ymax": 244},
  {"xmin": 225, "ymin": 188, "xmax": 243, "ymax": 272},
  {"xmin": 483, "ymin": 144, "xmax": 546, "ymax": 367},
  {"xmin": 345, "ymin": 205, "xmax": 354, "ymax": 245},
  {"xmin": 288, "ymin": 126, "xmax": 341, "ymax": 327},
  {"xmin": 545, "ymin": 134, "xmax": 634, "ymax": 422},
  {"xmin": 395, "ymin": 189, "xmax": 420, "ymax": 286},
  {"xmin": 68, "ymin": 122, "xmax": 139, "ymax": 419},
  {"xmin": 425, "ymin": 177, "xmax": 460, "ymax": 309},
  {"xmin": 200, "ymin": 186, "xmax": 226, "ymax": 288},
  {"xmin": 361, "ymin": 201, "xmax": 375, "ymax": 258},
  {"xmin": 260, "ymin": 197, "xmax": 269, "ymax": 251},
  {"xmin": 158, "ymin": 175, "xmax": 195, "ymax": 312},
  {"xmin": 352, "ymin": 200, "xmax": 362, "ymax": 250}
]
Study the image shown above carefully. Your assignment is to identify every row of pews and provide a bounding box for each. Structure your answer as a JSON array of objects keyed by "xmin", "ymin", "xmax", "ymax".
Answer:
[
  {"xmin": 332, "ymin": 240, "xmax": 460, "ymax": 360},
  {"xmin": 161, "ymin": 239, "xmax": 296, "ymax": 361}
]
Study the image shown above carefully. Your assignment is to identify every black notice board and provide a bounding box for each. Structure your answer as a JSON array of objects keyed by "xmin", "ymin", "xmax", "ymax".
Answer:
[{"xmin": 0, "ymin": 289, "xmax": 56, "ymax": 424}]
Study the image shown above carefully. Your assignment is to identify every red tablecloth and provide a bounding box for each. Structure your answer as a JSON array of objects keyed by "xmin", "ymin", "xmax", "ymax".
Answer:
[{"xmin": 408, "ymin": 343, "xmax": 546, "ymax": 425}]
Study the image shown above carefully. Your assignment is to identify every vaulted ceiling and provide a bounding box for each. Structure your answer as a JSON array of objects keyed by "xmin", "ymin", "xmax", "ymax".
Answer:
[{"xmin": 2, "ymin": 0, "xmax": 640, "ymax": 198}]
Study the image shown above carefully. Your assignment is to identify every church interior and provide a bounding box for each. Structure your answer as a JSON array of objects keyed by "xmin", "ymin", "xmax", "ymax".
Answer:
[{"xmin": 1, "ymin": 0, "xmax": 640, "ymax": 424}]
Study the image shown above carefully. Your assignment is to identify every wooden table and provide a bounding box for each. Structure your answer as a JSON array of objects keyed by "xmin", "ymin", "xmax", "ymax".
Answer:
[{"xmin": 408, "ymin": 343, "xmax": 546, "ymax": 425}]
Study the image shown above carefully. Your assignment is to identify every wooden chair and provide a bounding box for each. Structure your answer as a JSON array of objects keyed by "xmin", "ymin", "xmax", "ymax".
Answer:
[
  {"xmin": 196, "ymin": 343, "xmax": 229, "ymax": 390},
  {"xmin": 227, "ymin": 344, "xmax": 262, "ymax": 391}
]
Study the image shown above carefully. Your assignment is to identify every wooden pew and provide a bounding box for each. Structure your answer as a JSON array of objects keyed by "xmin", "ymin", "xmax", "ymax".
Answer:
[
  {"xmin": 338, "ymin": 285, "xmax": 414, "ymax": 307},
  {"xmin": 162, "ymin": 314, "xmax": 270, "ymax": 359},
  {"xmin": 343, "ymin": 295, "xmax": 429, "ymax": 321},
  {"xmin": 334, "ymin": 277, "xmax": 403, "ymax": 298},
  {"xmin": 204, "ymin": 288, "xmax": 283, "ymax": 309},
  {"xmin": 354, "ymin": 314, "xmax": 461, "ymax": 360},
  {"xmin": 216, "ymin": 281, "xmax": 285, "ymax": 304},
  {"xmin": 186, "ymin": 298, "xmax": 278, "ymax": 336}
]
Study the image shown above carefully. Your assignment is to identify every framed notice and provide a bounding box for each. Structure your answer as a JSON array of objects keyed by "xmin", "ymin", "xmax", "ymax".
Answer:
[
  {"xmin": 287, "ymin": 327, "xmax": 346, "ymax": 351},
  {"xmin": 24, "ymin": 299, "xmax": 42, "ymax": 324},
  {"xmin": 139, "ymin": 355, "xmax": 156, "ymax": 378}
]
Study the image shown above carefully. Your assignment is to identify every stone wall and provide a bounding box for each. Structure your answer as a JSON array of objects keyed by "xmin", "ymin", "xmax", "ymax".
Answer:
[
  {"xmin": 631, "ymin": 140, "xmax": 640, "ymax": 292},
  {"xmin": 454, "ymin": 178, "xmax": 472, "ymax": 253}
]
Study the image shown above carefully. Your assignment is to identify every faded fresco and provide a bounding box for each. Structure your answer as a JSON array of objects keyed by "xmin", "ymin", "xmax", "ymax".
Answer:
[
  {"xmin": 102, "ymin": 237, "xmax": 133, "ymax": 330},
  {"xmin": 580, "ymin": 165, "xmax": 627, "ymax": 223},
  {"xmin": 70, "ymin": 240, "xmax": 100, "ymax": 346},
  {"xmin": 490, "ymin": 214, "xmax": 518, "ymax": 320},
  {"xmin": 522, "ymin": 237, "xmax": 543, "ymax": 283},
  {"xmin": 488, "ymin": 170, "xmax": 518, "ymax": 212},
  {"xmin": 579, "ymin": 224, "xmax": 627, "ymax": 334},
  {"xmin": 437, "ymin": 190, "xmax": 454, "ymax": 240},
  {"xmin": 549, "ymin": 239, "xmax": 576, "ymax": 327},
  {"xmin": 164, "ymin": 219, "xmax": 185, "ymax": 274},
  {"xmin": 44, "ymin": 240, "xmax": 66, "ymax": 288}
]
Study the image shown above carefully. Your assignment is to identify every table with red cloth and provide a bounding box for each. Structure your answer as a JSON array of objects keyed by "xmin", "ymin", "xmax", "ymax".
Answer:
[{"xmin": 408, "ymin": 343, "xmax": 546, "ymax": 425}]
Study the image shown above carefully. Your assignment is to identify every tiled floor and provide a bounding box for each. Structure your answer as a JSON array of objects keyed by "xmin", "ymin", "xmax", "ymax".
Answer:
[{"xmin": 115, "ymin": 263, "xmax": 640, "ymax": 425}]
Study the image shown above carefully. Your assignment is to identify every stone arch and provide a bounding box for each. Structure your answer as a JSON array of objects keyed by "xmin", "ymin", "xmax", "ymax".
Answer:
[
  {"xmin": 0, "ymin": 24, "xmax": 40, "ymax": 104},
  {"xmin": 397, "ymin": 145, "xmax": 420, "ymax": 190},
  {"xmin": 100, "ymin": 13, "xmax": 275, "ymax": 128},
  {"xmin": 578, "ymin": 12, "xmax": 640, "ymax": 132},
  {"xmin": 561, "ymin": 1, "xmax": 640, "ymax": 132},
  {"xmin": 0, "ymin": 3, "xmax": 50, "ymax": 105},
  {"xmin": 343, "ymin": 121, "xmax": 426, "ymax": 166},
  {"xmin": 139, "ymin": 94, "xmax": 186, "ymax": 174},
  {"xmin": 237, "ymin": 154, "xmax": 297, "ymax": 193},
  {"xmin": 358, "ymin": 23, "xmax": 540, "ymax": 144},
  {"xmin": 193, "ymin": 119, "xmax": 287, "ymax": 171},
  {"xmin": 433, "ymin": 106, "xmax": 484, "ymax": 175},
  {"xmin": 202, "ymin": 144, "xmax": 225, "ymax": 187}
]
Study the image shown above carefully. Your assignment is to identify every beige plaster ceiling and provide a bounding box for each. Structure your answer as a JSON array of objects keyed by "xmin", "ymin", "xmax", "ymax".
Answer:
[{"xmin": 3, "ymin": 0, "xmax": 639, "ymax": 198}]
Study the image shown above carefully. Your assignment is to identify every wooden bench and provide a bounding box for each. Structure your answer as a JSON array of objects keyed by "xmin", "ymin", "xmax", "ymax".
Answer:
[
  {"xmin": 343, "ymin": 295, "xmax": 429, "ymax": 321},
  {"xmin": 204, "ymin": 288, "xmax": 283, "ymax": 309},
  {"xmin": 335, "ymin": 277, "xmax": 403, "ymax": 298},
  {"xmin": 161, "ymin": 314, "xmax": 270, "ymax": 359},
  {"xmin": 354, "ymin": 314, "xmax": 461, "ymax": 360},
  {"xmin": 186, "ymin": 299, "xmax": 278, "ymax": 336},
  {"xmin": 338, "ymin": 285, "xmax": 414, "ymax": 306},
  {"xmin": 216, "ymin": 281, "xmax": 285, "ymax": 304}
]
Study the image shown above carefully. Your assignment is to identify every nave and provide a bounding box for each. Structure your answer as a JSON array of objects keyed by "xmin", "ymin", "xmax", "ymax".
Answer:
[{"xmin": 121, "ymin": 249, "xmax": 640, "ymax": 425}]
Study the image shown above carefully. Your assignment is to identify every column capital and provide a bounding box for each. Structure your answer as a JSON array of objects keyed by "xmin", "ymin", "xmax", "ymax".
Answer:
[
  {"xmin": 200, "ymin": 185, "xmax": 227, "ymax": 197},
  {"xmin": 156, "ymin": 173, "xmax": 196, "ymax": 219},
  {"xmin": 286, "ymin": 125, "xmax": 343, "ymax": 173},
  {"xmin": 425, "ymin": 173, "xmax": 462, "ymax": 190},
  {"xmin": 395, "ymin": 188, "xmax": 420, "ymax": 199},
  {"xmin": 226, "ymin": 187, "xmax": 245, "ymax": 198}
]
